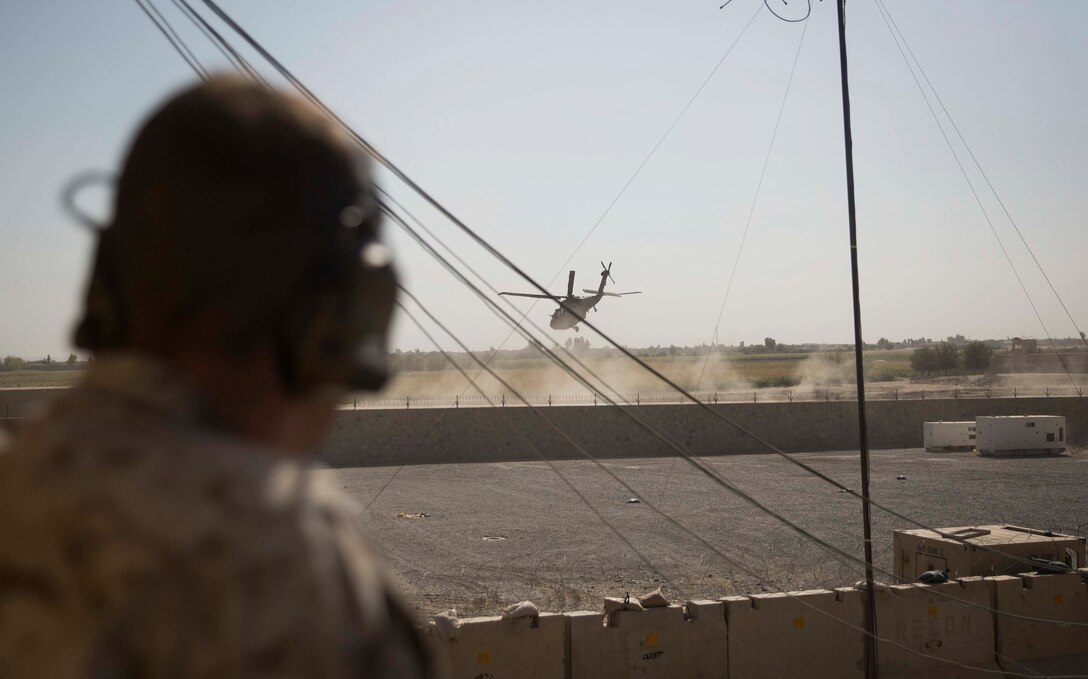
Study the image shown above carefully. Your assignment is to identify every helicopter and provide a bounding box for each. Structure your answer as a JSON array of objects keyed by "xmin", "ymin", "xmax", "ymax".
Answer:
[{"xmin": 499, "ymin": 262, "xmax": 641, "ymax": 331}]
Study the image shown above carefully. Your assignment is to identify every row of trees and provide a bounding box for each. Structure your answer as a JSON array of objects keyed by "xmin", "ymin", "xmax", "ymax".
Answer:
[
  {"xmin": 909, "ymin": 341, "xmax": 993, "ymax": 374},
  {"xmin": 1, "ymin": 354, "xmax": 80, "ymax": 371}
]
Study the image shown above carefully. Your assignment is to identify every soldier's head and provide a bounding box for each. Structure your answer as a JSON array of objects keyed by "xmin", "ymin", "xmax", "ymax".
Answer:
[{"xmin": 76, "ymin": 75, "xmax": 396, "ymax": 397}]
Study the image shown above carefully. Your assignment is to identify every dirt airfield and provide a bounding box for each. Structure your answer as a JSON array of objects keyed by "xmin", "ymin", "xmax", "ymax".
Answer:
[{"xmin": 329, "ymin": 445, "xmax": 1088, "ymax": 618}]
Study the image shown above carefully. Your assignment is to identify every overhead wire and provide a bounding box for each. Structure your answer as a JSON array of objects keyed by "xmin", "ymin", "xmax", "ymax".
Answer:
[
  {"xmin": 664, "ymin": 10, "xmax": 810, "ymax": 543},
  {"xmin": 155, "ymin": 0, "xmax": 1088, "ymax": 632},
  {"xmin": 387, "ymin": 205, "xmax": 1085, "ymax": 676},
  {"xmin": 377, "ymin": 140, "xmax": 1084, "ymax": 594},
  {"xmin": 436, "ymin": 0, "xmax": 765, "ymax": 411},
  {"xmin": 397, "ymin": 290, "xmax": 1076, "ymax": 679},
  {"xmin": 132, "ymin": 0, "xmax": 209, "ymax": 80},
  {"xmin": 171, "ymin": 0, "xmax": 271, "ymax": 87},
  {"xmin": 202, "ymin": 0, "xmax": 1088, "ymax": 607},
  {"xmin": 874, "ymin": 0, "xmax": 1088, "ymax": 355},
  {"xmin": 695, "ymin": 6, "xmax": 810, "ymax": 392},
  {"xmin": 396, "ymin": 296, "xmax": 666, "ymax": 580},
  {"xmin": 870, "ymin": 0, "xmax": 1086, "ymax": 396},
  {"xmin": 378, "ymin": 190, "xmax": 1088, "ymax": 632},
  {"xmin": 721, "ymin": 0, "xmax": 814, "ymax": 24},
  {"xmin": 381, "ymin": 151, "xmax": 1071, "ymax": 666}
]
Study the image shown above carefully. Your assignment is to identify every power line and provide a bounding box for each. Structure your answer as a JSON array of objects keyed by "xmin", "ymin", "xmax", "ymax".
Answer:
[
  {"xmin": 397, "ymin": 295, "xmax": 665, "ymax": 580},
  {"xmin": 200, "ymin": 0, "xmax": 1088, "ymax": 591},
  {"xmin": 173, "ymin": 0, "xmax": 271, "ymax": 87},
  {"xmin": 398, "ymin": 289, "xmax": 1081, "ymax": 679},
  {"xmin": 871, "ymin": 0, "xmax": 1085, "ymax": 396},
  {"xmin": 721, "ymin": 0, "xmax": 814, "ymax": 24},
  {"xmin": 695, "ymin": 10, "xmax": 810, "ymax": 391},
  {"xmin": 143, "ymin": 0, "xmax": 1088, "ymax": 629},
  {"xmin": 132, "ymin": 0, "xmax": 209, "ymax": 80},
  {"xmin": 874, "ymin": 0, "xmax": 1088, "ymax": 354},
  {"xmin": 379, "ymin": 193, "xmax": 1088, "ymax": 631},
  {"xmin": 386, "ymin": 217, "xmax": 1088, "ymax": 679},
  {"xmin": 447, "ymin": 1, "xmax": 765, "ymax": 408}
]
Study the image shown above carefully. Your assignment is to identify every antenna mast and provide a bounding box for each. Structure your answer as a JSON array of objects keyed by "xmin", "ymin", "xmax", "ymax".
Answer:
[{"xmin": 835, "ymin": 1, "xmax": 879, "ymax": 676}]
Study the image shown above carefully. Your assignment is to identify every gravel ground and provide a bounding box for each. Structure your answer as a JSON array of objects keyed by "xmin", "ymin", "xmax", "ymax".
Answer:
[{"xmin": 325, "ymin": 446, "xmax": 1088, "ymax": 618}]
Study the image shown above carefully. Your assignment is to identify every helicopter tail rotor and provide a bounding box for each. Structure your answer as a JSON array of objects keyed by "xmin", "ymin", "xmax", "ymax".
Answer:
[{"xmin": 600, "ymin": 261, "xmax": 615, "ymax": 286}]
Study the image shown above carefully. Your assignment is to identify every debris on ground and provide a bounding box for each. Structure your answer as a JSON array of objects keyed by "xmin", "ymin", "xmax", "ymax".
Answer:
[
  {"xmin": 896, "ymin": 475, "xmax": 907, "ymax": 480},
  {"xmin": 625, "ymin": 498, "xmax": 641, "ymax": 504},
  {"xmin": 481, "ymin": 535, "xmax": 507, "ymax": 541},
  {"xmin": 397, "ymin": 512, "xmax": 430, "ymax": 519}
]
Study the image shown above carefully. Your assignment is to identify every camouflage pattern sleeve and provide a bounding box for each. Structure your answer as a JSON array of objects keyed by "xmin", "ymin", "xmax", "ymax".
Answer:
[{"xmin": 0, "ymin": 357, "xmax": 433, "ymax": 679}]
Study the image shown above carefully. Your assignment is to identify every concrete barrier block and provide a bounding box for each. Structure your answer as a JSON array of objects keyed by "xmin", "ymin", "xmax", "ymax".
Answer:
[
  {"xmin": 724, "ymin": 588, "xmax": 864, "ymax": 679},
  {"xmin": 990, "ymin": 571, "xmax": 1088, "ymax": 664},
  {"xmin": 570, "ymin": 604, "xmax": 721, "ymax": 678},
  {"xmin": 427, "ymin": 613, "xmax": 566, "ymax": 679},
  {"xmin": 875, "ymin": 577, "xmax": 1000, "ymax": 678},
  {"xmin": 683, "ymin": 600, "xmax": 728, "ymax": 679}
]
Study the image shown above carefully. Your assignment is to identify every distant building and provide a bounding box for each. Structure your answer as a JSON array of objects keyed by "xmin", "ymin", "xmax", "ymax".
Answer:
[{"xmin": 1010, "ymin": 337, "xmax": 1037, "ymax": 354}]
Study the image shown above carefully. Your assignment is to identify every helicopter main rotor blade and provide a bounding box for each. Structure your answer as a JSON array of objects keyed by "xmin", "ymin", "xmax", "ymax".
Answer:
[
  {"xmin": 499, "ymin": 292, "xmax": 561, "ymax": 300},
  {"xmin": 584, "ymin": 289, "xmax": 641, "ymax": 297}
]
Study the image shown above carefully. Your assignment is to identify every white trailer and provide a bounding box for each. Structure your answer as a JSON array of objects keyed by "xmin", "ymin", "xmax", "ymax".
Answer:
[
  {"xmin": 923, "ymin": 421, "xmax": 976, "ymax": 452},
  {"xmin": 975, "ymin": 415, "xmax": 1066, "ymax": 456}
]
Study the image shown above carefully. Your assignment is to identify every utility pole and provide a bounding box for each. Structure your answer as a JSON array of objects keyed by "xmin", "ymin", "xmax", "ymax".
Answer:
[{"xmin": 835, "ymin": 1, "xmax": 879, "ymax": 677}]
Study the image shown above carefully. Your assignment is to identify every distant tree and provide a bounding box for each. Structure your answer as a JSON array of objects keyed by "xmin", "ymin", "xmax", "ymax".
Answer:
[
  {"xmin": 571, "ymin": 336, "xmax": 591, "ymax": 353},
  {"xmin": 764, "ymin": 337, "xmax": 777, "ymax": 351},
  {"xmin": 963, "ymin": 341, "xmax": 993, "ymax": 371},
  {"xmin": 43, "ymin": 354, "xmax": 53, "ymax": 364},
  {"xmin": 67, "ymin": 353, "xmax": 78, "ymax": 365},
  {"xmin": 738, "ymin": 341, "xmax": 745, "ymax": 349},
  {"xmin": 876, "ymin": 338, "xmax": 891, "ymax": 349},
  {"xmin": 936, "ymin": 342, "xmax": 960, "ymax": 373},
  {"xmin": 910, "ymin": 347, "xmax": 938, "ymax": 374},
  {"xmin": 2, "ymin": 356, "xmax": 27, "ymax": 371}
]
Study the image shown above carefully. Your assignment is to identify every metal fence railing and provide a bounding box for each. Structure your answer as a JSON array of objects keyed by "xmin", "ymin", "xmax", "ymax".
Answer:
[{"xmin": 342, "ymin": 385, "xmax": 1086, "ymax": 410}]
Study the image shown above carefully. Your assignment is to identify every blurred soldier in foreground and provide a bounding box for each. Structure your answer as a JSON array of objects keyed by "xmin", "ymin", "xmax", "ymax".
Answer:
[{"xmin": 0, "ymin": 77, "xmax": 432, "ymax": 678}]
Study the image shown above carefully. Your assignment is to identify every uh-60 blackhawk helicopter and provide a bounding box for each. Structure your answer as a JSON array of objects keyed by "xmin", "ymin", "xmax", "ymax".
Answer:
[{"xmin": 499, "ymin": 262, "xmax": 641, "ymax": 332}]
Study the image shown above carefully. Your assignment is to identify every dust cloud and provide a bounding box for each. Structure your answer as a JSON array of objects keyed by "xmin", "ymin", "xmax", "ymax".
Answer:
[
  {"xmin": 796, "ymin": 352, "xmax": 857, "ymax": 388},
  {"xmin": 380, "ymin": 352, "xmax": 754, "ymax": 400}
]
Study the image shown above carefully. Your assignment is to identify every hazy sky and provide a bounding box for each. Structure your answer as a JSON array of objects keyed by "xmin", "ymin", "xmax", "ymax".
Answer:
[{"xmin": 1, "ymin": 0, "xmax": 1085, "ymax": 359}]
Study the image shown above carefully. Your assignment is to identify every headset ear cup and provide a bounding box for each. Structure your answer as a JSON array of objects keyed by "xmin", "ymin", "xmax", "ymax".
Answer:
[
  {"xmin": 280, "ymin": 260, "xmax": 396, "ymax": 394},
  {"xmin": 74, "ymin": 233, "xmax": 126, "ymax": 352},
  {"xmin": 348, "ymin": 262, "xmax": 396, "ymax": 391}
]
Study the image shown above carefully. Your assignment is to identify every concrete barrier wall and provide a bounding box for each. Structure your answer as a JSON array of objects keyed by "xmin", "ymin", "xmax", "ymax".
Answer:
[
  {"xmin": 1, "ymin": 387, "xmax": 1081, "ymax": 466},
  {"xmin": 425, "ymin": 613, "xmax": 567, "ymax": 679},
  {"xmin": 724, "ymin": 588, "xmax": 864, "ymax": 679},
  {"xmin": 568, "ymin": 603, "xmax": 727, "ymax": 678},
  {"xmin": 0, "ymin": 388, "xmax": 62, "ymax": 419},
  {"xmin": 319, "ymin": 397, "xmax": 1086, "ymax": 466},
  {"xmin": 874, "ymin": 578, "xmax": 1000, "ymax": 678},
  {"xmin": 423, "ymin": 575, "xmax": 1088, "ymax": 679},
  {"xmin": 990, "ymin": 571, "xmax": 1088, "ymax": 673}
]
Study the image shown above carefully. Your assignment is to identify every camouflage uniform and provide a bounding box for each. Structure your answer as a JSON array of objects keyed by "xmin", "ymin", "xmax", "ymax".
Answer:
[{"xmin": 0, "ymin": 355, "xmax": 431, "ymax": 679}]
